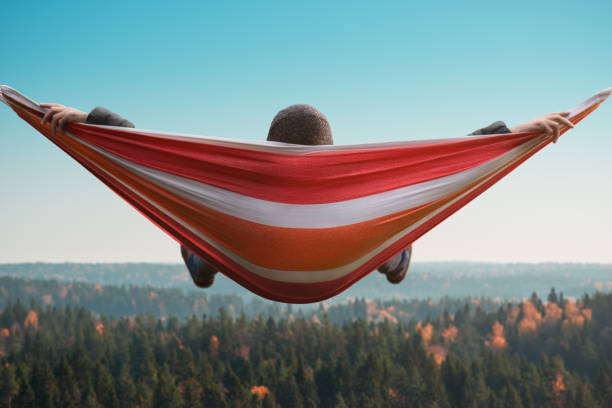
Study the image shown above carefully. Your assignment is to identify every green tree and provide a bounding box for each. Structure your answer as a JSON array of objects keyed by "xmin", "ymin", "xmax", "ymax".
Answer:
[
  {"xmin": 115, "ymin": 365, "xmax": 137, "ymax": 408},
  {"xmin": 277, "ymin": 375, "xmax": 303, "ymax": 408},
  {"xmin": 0, "ymin": 364, "xmax": 19, "ymax": 408},
  {"xmin": 154, "ymin": 367, "xmax": 183, "ymax": 408},
  {"xmin": 547, "ymin": 287, "xmax": 558, "ymax": 304},
  {"xmin": 55, "ymin": 357, "xmax": 80, "ymax": 408},
  {"xmin": 94, "ymin": 361, "xmax": 119, "ymax": 408},
  {"xmin": 181, "ymin": 378, "xmax": 202, "ymax": 408},
  {"xmin": 30, "ymin": 360, "xmax": 59, "ymax": 408},
  {"xmin": 82, "ymin": 378, "xmax": 102, "ymax": 408},
  {"xmin": 501, "ymin": 385, "xmax": 523, "ymax": 408},
  {"xmin": 334, "ymin": 392, "xmax": 348, "ymax": 408}
]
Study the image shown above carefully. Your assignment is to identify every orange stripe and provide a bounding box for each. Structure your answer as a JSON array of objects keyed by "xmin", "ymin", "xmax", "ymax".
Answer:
[
  {"xmin": 54, "ymin": 138, "xmax": 468, "ymax": 271},
  {"xmin": 66, "ymin": 136, "xmax": 458, "ymax": 270},
  {"xmin": 571, "ymin": 103, "xmax": 600, "ymax": 124},
  {"xmin": 93, "ymin": 139, "xmax": 540, "ymax": 271}
]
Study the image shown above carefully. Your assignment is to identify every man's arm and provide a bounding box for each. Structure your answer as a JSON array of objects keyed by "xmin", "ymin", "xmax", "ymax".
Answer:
[
  {"xmin": 469, "ymin": 121, "xmax": 511, "ymax": 135},
  {"xmin": 468, "ymin": 112, "xmax": 575, "ymax": 142},
  {"xmin": 86, "ymin": 107, "xmax": 134, "ymax": 128},
  {"xmin": 38, "ymin": 102, "xmax": 220, "ymax": 288},
  {"xmin": 40, "ymin": 104, "xmax": 134, "ymax": 133}
]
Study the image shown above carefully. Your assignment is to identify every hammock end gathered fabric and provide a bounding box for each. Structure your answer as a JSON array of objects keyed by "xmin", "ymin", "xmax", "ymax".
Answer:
[
  {"xmin": 2, "ymin": 85, "xmax": 611, "ymax": 303},
  {"xmin": 1, "ymin": 85, "xmax": 43, "ymax": 113},
  {"xmin": 566, "ymin": 87, "xmax": 612, "ymax": 119},
  {"xmin": 0, "ymin": 85, "xmax": 9, "ymax": 105},
  {"xmin": 596, "ymin": 87, "xmax": 612, "ymax": 99}
]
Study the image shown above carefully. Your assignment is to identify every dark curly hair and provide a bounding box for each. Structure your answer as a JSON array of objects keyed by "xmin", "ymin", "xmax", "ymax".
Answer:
[{"xmin": 267, "ymin": 104, "xmax": 333, "ymax": 145}]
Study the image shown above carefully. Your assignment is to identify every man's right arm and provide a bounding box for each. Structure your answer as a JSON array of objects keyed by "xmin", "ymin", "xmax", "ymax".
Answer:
[
  {"xmin": 86, "ymin": 107, "xmax": 134, "ymax": 128},
  {"xmin": 40, "ymin": 104, "xmax": 134, "ymax": 133}
]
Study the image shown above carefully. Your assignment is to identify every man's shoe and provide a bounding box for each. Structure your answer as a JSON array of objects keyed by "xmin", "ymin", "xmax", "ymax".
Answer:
[
  {"xmin": 180, "ymin": 245, "xmax": 217, "ymax": 288},
  {"xmin": 377, "ymin": 246, "xmax": 412, "ymax": 284}
]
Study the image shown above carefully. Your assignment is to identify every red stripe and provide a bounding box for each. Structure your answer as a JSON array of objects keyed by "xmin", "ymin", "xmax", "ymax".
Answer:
[{"xmin": 70, "ymin": 123, "xmax": 539, "ymax": 204}]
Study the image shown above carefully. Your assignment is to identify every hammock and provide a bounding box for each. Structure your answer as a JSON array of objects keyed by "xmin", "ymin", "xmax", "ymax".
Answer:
[{"xmin": 1, "ymin": 86, "xmax": 610, "ymax": 303}]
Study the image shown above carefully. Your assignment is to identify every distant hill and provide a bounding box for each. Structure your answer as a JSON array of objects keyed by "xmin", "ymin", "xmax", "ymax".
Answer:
[{"xmin": 0, "ymin": 262, "xmax": 610, "ymax": 303}]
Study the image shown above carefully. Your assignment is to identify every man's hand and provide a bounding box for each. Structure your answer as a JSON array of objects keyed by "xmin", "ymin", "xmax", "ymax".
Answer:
[
  {"xmin": 40, "ymin": 103, "xmax": 88, "ymax": 136},
  {"xmin": 510, "ymin": 112, "xmax": 574, "ymax": 143}
]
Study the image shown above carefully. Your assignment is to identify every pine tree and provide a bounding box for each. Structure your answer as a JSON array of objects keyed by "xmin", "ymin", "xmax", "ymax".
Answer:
[
  {"xmin": 13, "ymin": 363, "xmax": 35, "ymax": 408},
  {"xmin": 301, "ymin": 374, "xmax": 320, "ymax": 408},
  {"xmin": 154, "ymin": 366, "xmax": 183, "ymax": 408},
  {"xmin": 181, "ymin": 378, "xmax": 203, "ymax": 408},
  {"xmin": 0, "ymin": 364, "xmax": 19, "ymax": 408},
  {"xmin": 136, "ymin": 381, "xmax": 154, "ymax": 408},
  {"xmin": 574, "ymin": 382, "xmax": 600, "ymax": 408},
  {"xmin": 115, "ymin": 365, "xmax": 137, "ymax": 408},
  {"xmin": 501, "ymin": 385, "xmax": 523, "ymax": 408},
  {"xmin": 55, "ymin": 357, "xmax": 80, "ymax": 408},
  {"xmin": 405, "ymin": 364, "xmax": 426, "ymax": 406},
  {"xmin": 315, "ymin": 360, "xmax": 337, "ymax": 407},
  {"xmin": 470, "ymin": 376, "xmax": 490, "ymax": 408},
  {"xmin": 261, "ymin": 392, "xmax": 277, "ymax": 408},
  {"xmin": 201, "ymin": 381, "xmax": 226, "ymax": 408},
  {"xmin": 277, "ymin": 375, "xmax": 303, "ymax": 408},
  {"xmin": 30, "ymin": 360, "xmax": 59, "ymax": 408},
  {"xmin": 82, "ymin": 378, "xmax": 102, "ymax": 408},
  {"xmin": 333, "ymin": 392, "xmax": 349, "ymax": 408},
  {"xmin": 547, "ymin": 288, "xmax": 558, "ymax": 304},
  {"xmin": 94, "ymin": 361, "xmax": 119, "ymax": 408},
  {"xmin": 223, "ymin": 365, "xmax": 248, "ymax": 406}
]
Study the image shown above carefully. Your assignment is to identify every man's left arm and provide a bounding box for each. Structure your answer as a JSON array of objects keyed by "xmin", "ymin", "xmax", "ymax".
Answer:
[
  {"xmin": 469, "ymin": 112, "xmax": 575, "ymax": 141},
  {"xmin": 469, "ymin": 121, "xmax": 511, "ymax": 135}
]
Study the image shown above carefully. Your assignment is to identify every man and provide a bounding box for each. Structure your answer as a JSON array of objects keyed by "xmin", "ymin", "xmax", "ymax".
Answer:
[{"xmin": 39, "ymin": 100, "xmax": 573, "ymax": 289}]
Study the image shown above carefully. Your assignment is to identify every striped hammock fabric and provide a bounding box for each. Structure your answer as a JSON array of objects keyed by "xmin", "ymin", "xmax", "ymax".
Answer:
[{"xmin": 2, "ymin": 86, "xmax": 610, "ymax": 303}]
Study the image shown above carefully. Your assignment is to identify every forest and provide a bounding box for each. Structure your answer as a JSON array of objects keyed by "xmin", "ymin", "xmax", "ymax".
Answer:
[
  {"xmin": 1, "ymin": 279, "xmax": 612, "ymax": 407},
  {"xmin": 0, "ymin": 275, "xmax": 504, "ymax": 323}
]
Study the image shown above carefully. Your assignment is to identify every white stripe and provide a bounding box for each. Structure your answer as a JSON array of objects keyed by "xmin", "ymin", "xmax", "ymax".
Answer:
[{"xmin": 75, "ymin": 134, "xmax": 541, "ymax": 229}]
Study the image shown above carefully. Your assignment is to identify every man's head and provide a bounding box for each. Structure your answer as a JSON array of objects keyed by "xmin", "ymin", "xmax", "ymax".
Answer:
[{"xmin": 267, "ymin": 104, "xmax": 333, "ymax": 145}]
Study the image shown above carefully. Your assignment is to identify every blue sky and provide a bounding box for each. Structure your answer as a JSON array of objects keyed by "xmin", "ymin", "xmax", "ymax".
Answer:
[{"xmin": 1, "ymin": 1, "xmax": 611, "ymax": 263}]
